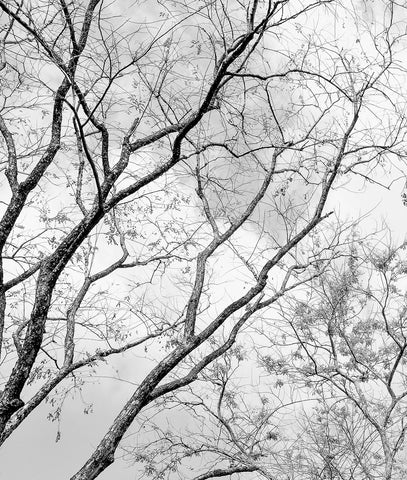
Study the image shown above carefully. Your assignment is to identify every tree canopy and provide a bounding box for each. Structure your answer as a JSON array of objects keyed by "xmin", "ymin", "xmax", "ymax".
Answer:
[{"xmin": 0, "ymin": 0, "xmax": 407, "ymax": 478}]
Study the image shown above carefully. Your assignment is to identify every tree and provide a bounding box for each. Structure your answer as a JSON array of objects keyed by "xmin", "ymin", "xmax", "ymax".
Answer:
[
  {"xmin": 0, "ymin": 0, "xmax": 406, "ymax": 478},
  {"xmin": 123, "ymin": 239, "xmax": 407, "ymax": 480},
  {"xmin": 267, "ymin": 239, "xmax": 407, "ymax": 479},
  {"xmin": 122, "ymin": 343, "xmax": 313, "ymax": 480}
]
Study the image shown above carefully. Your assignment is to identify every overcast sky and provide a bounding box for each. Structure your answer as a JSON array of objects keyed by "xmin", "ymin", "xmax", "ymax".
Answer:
[{"xmin": 1, "ymin": 1, "xmax": 407, "ymax": 479}]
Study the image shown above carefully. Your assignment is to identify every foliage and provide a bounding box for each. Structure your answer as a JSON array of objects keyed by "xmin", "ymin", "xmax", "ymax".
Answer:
[{"xmin": 0, "ymin": 0, "xmax": 406, "ymax": 479}]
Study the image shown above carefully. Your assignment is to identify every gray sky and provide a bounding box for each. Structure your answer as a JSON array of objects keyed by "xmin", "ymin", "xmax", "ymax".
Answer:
[{"xmin": 1, "ymin": 1, "xmax": 407, "ymax": 479}]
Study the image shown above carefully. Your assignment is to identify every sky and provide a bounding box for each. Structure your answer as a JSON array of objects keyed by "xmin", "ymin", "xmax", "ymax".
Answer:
[{"xmin": 1, "ymin": 1, "xmax": 407, "ymax": 479}]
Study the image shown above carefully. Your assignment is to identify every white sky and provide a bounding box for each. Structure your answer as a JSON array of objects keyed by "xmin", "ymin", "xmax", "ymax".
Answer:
[{"xmin": 2, "ymin": 1, "xmax": 407, "ymax": 479}]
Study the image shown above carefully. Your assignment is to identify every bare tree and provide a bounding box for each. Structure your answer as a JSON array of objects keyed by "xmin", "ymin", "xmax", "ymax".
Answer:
[
  {"xmin": 267, "ymin": 238, "xmax": 407, "ymax": 479},
  {"xmin": 141, "ymin": 237, "xmax": 407, "ymax": 480},
  {"xmin": 122, "ymin": 344, "xmax": 305, "ymax": 480},
  {"xmin": 0, "ymin": 0, "xmax": 406, "ymax": 478}
]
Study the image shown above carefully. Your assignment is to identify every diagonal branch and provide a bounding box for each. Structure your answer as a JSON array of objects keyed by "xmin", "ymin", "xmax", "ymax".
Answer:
[
  {"xmin": 192, "ymin": 466, "xmax": 258, "ymax": 480},
  {"xmin": 0, "ymin": 113, "xmax": 18, "ymax": 191}
]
